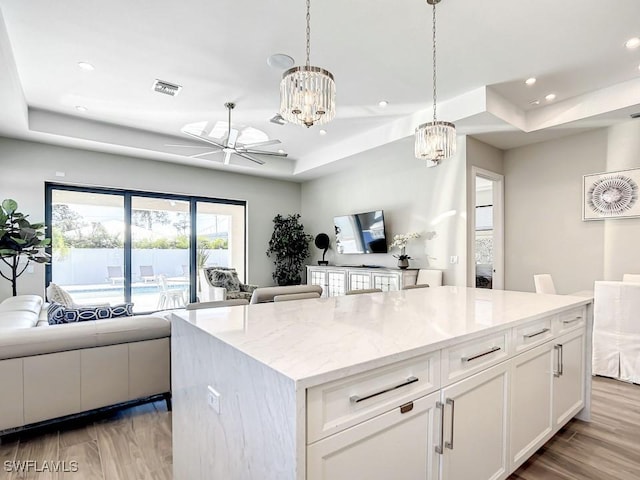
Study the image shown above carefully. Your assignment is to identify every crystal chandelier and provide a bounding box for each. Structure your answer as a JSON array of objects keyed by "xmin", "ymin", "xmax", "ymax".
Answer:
[
  {"xmin": 415, "ymin": 0, "xmax": 456, "ymax": 164},
  {"xmin": 280, "ymin": 0, "xmax": 335, "ymax": 128}
]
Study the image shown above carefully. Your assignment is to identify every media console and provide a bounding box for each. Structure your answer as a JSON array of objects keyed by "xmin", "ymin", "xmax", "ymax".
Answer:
[{"xmin": 306, "ymin": 265, "xmax": 418, "ymax": 296}]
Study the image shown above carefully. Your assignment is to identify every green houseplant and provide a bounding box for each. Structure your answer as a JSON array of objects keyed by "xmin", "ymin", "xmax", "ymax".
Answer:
[
  {"xmin": 266, "ymin": 214, "xmax": 313, "ymax": 286},
  {"xmin": 0, "ymin": 199, "xmax": 51, "ymax": 296}
]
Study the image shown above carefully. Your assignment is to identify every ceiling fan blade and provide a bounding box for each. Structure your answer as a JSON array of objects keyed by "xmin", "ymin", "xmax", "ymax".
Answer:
[
  {"xmin": 236, "ymin": 152, "xmax": 266, "ymax": 165},
  {"xmin": 241, "ymin": 139, "xmax": 281, "ymax": 148},
  {"xmin": 189, "ymin": 150, "xmax": 222, "ymax": 158},
  {"xmin": 227, "ymin": 129, "xmax": 239, "ymax": 148},
  {"xmin": 243, "ymin": 149, "xmax": 288, "ymax": 157},
  {"xmin": 165, "ymin": 144, "xmax": 212, "ymax": 148},
  {"xmin": 183, "ymin": 131, "xmax": 226, "ymax": 149},
  {"xmin": 223, "ymin": 151, "xmax": 232, "ymax": 165}
]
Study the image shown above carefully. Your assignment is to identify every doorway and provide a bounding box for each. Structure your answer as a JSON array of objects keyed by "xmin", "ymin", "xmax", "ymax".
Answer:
[{"xmin": 471, "ymin": 167, "xmax": 504, "ymax": 290}]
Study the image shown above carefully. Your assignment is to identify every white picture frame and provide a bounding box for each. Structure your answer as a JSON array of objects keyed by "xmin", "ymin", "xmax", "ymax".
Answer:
[{"xmin": 583, "ymin": 167, "xmax": 640, "ymax": 220}]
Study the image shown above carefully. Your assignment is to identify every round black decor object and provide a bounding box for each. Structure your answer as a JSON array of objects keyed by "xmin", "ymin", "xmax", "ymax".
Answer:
[
  {"xmin": 314, "ymin": 233, "xmax": 330, "ymax": 250},
  {"xmin": 315, "ymin": 233, "xmax": 330, "ymax": 265}
]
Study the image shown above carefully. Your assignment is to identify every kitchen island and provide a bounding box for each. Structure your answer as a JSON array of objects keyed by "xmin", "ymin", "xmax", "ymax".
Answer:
[{"xmin": 171, "ymin": 286, "xmax": 592, "ymax": 480}]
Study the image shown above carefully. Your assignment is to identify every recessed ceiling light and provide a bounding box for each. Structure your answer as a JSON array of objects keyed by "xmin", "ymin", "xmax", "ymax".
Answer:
[
  {"xmin": 77, "ymin": 62, "xmax": 94, "ymax": 71},
  {"xmin": 378, "ymin": 100, "xmax": 389, "ymax": 107},
  {"xmin": 525, "ymin": 77, "xmax": 537, "ymax": 86},
  {"xmin": 545, "ymin": 93, "xmax": 556, "ymax": 102},
  {"xmin": 529, "ymin": 100, "xmax": 540, "ymax": 106},
  {"xmin": 625, "ymin": 37, "xmax": 640, "ymax": 49},
  {"xmin": 319, "ymin": 129, "xmax": 327, "ymax": 136},
  {"xmin": 278, "ymin": 149, "xmax": 285, "ymax": 154},
  {"xmin": 75, "ymin": 106, "xmax": 88, "ymax": 112},
  {"xmin": 267, "ymin": 53, "xmax": 295, "ymax": 69}
]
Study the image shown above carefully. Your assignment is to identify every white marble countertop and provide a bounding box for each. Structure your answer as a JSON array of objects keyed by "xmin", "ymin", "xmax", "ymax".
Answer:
[{"xmin": 171, "ymin": 287, "xmax": 591, "ymax": 388}]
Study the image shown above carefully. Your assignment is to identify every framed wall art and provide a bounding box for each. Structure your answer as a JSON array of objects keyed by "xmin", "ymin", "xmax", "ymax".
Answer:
[{"xmin": 583, "ymin": 168, "xmax": 640, "ymax": 220}]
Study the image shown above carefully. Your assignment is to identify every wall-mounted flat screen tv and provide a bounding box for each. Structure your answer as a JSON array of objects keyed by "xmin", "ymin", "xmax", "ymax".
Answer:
[{"xmin": 334, "ymin": 210, "xmax": 388, "ymax": 254}]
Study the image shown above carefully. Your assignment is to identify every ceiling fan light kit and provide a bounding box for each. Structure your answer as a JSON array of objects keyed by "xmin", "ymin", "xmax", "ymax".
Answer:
[
  {"xmin": 414, "ymin": 0, "xmax": 457, "ymax": 166},
  {"xmin": 280, "ymin": 0, "xmax": 336, "ymax": 128}
]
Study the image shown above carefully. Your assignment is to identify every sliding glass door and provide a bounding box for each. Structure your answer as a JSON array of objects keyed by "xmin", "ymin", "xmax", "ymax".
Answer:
[{"xmin": 46, "ymin": 184, "xmax": 246, "ymax": 313}]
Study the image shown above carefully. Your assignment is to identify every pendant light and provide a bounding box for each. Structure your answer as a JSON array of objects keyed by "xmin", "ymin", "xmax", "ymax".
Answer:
[
  {"xmin": 415, "ymin": 0, "xmax": 456, "ymax": 164},
  {"xmin": 280, "ymin": 0, "xmax": 336, "ymax": 128}
]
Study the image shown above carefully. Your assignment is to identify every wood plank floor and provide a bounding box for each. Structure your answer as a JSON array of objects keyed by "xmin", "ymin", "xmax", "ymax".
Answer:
[{"xmin": 0, "ymin": 376, "xmax": 638, "ymax": 479}]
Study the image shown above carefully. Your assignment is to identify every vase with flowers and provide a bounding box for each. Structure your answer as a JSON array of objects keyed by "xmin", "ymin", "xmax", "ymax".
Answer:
[{"xmin": 389, "ymin": 232, "xmax": 420, "ymax": 269}]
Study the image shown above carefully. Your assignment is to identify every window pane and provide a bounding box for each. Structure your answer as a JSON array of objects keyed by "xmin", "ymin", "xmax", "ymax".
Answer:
[
  {"xmin": 51, "ymin": 190, "xmax": 125, "ymax": 305},
  {"xmin": 196, "ymin": 202, "xmax": 245, "ymax": 301},
  {"xmin": 130, "ymin": 197, "xmax": 190, "ymax": 312}
]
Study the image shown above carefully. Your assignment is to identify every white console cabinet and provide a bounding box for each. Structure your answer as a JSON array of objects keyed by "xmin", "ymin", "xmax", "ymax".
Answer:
[{"xmin": 306, "ymin": 265, "xmax": 418, "ymax": 296}]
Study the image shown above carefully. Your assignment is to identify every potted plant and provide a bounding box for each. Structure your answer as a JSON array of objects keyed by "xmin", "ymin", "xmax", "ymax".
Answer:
[
  {"xmin": 266, "ymin": 214, "xmax": 313, "ymax": 285},
  {"xmin": 390, "ymin": 232, "xmax": 420, "ymax": 269},
  {"xmin": 0, "ymin": 199, "xmax": 51, "ymax": 296}
]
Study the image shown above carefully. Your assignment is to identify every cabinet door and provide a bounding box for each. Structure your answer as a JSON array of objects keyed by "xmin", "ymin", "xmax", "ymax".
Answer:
[
  {"xmin": 510, "ymin": 342, "xmax": 554, "ymax": 471},
  {"xmin": 307, "ymin": 392, "xmax": 440, "ymax": 480},
  {"xmin": 326, "ymin": 270, "xmax": 347, "ymax": 297},
  {"xmin": 440, "ymin": 362, "xmax": 510, "ymax": 480},
  {"xmin": 553, "ymin": 329, "xmax": 585, "ymax": 427},
  {"xmin": 308, "ymin": 269, "xmax": 328, "ymax": 296},
  {"xmin": 348, "ymin": 271, "xmax": 372, "ymax": 291},
  {"xmin": 372, "ymin": 273, "xmax": 400, "ymax": 292}
]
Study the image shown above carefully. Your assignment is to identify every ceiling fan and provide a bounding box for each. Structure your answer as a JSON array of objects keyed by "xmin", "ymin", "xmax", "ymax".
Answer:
[{"xmin": 169, "ymin": 102, "xmax": 288, "ymax": 166}]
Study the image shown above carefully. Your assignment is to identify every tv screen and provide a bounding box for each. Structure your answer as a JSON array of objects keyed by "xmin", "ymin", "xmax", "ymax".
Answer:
[{"xmin": 334, "ymin": 210, "xmax": 388, "ymax": 254}]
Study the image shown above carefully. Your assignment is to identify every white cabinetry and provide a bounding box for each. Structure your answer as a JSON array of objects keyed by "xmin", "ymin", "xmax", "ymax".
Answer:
[
  {"xmin": 439, "ymin": 362, "xmax": 510, "ymax": 480},
  {"xmin": 509, "ymin": 342, "xmax": 554, "ymax": 470},
  {"xmin": 553, "ymin": 328, "xmax": 585, "ymax": 427},
  {"xmin": 307, "ymin": 392, "xmax": 440, "ymax": 480},
  {"xmin": 307, "ymin": 266, "xmax": 418, "ymax": 297}
]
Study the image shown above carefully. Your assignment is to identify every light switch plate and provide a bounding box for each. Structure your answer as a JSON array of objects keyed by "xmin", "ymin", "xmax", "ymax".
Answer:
[
  {"xmin": 450, "ymin": 256, "xmax": 459, "ymax": 264},
  {"xmin": 207, "ymin": 385, "xmax": 220, "ymax": 414}
]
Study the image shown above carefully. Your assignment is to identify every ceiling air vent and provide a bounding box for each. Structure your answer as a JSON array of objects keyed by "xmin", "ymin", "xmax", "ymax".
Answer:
[
  {"xmin": 152, "ymin": 79, "xmax": 182, "ymax": 97},
  {"xmin": 630, "ymin": 112, "xmax": 640, "ymax": 119}
]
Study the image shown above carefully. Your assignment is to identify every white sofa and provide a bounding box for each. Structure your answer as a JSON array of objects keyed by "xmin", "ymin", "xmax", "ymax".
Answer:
[
  {"xmin": 592, "ymin": 281, "xmax": 640, "ymax": 383},
  {"xmin": 0, "ymin": 295, "xmax": 171, "ymax": 432}
]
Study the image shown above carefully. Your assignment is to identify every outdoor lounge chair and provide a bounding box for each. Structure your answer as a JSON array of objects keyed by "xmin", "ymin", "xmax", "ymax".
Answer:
[
  {"xmin": 140, "ymin": 265, "xmax": 156, "ymax": 283},
  {"xmin": 106, "ymin": 265, "xmax": 125, "ymax": 285}
]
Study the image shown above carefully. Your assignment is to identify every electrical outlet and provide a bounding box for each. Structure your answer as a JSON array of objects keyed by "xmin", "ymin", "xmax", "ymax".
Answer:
[
  {"xmin": 450, "ymin": 256, "xmax": 459, "ymax": 264},
  {"xmin": 207, "ymin": 385, "xmax": 220, "ymax": 414}
]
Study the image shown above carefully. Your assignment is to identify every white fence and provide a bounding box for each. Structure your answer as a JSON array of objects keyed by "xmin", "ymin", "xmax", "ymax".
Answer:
[{"xmin": 52, "ymin": 248, "xmax": 229, "ymax": 285}]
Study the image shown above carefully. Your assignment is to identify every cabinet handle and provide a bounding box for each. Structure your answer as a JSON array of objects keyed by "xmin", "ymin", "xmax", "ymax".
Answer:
[
  {"xmin": 558, "ymin": 344, "xmax": 564, "ymax": 376},
  {"xmin": 523, "ymin": 328, "xmax": 550, "ymax": 339},
  {"xmin": 554, "ymin": 344, "xmax": 564, "ymax": 377},
  {"xmin": 435, "ymin": 401, "xmax": 445, "ymax": 454},
  {"xmin": 563, "ymin": 316, "xmax": 582, "ymax": 325},
  {"xmin": 445, "ymin": 398, "xmax": 455, "ymax": 450},
  {"xmin": 349, "ymin": 376, "xmax": 419, "ymax": 404},
  {"xmin": 461, "ymin": 346, "xmax": 501, "ymax": 363}
]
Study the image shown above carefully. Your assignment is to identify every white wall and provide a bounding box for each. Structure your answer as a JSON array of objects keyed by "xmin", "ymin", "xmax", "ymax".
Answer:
[
  {"xmin": 603, "ymin": 120, "xmax": 640, "ymax": 280},
  {"xmin": 0, "ymin": 137, "xmax": 301, "ymax": 299},
  {"xmin": 301, "ymin": 136, "xmax": 468, "ymax": 286},
  {"xmin": 504, "ymin": 129, "xmax": 608, "ymax": 293}
]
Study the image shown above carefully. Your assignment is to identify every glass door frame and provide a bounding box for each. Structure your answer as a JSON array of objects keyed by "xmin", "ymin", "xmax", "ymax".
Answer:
[{"xmin": 45, "ymin": 182, "xmax": 247, "ymax": 310}]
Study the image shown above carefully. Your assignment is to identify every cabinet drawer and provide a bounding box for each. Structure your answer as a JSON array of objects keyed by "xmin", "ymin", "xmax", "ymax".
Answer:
[
  {"xmin": 513, "ymin": 317, "xmax": 553, "ymax": 353},
  {"xmin": 555, "ymin": 306, "xmax": 586, "ymax": 335},
  {"xmin": 307, "ymin": 351, "xmax": 440, "ymax": 444},
  {"xmin": 441, "ymin": 331, "xmax": 510, "ymax": 386}
]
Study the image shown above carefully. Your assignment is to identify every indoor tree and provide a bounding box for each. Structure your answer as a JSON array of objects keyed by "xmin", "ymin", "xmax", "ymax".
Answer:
[
  {"xmin": 0, "ymin": 199, "xmax": 50, "ymax": 296},
  {"xmin": 266, "ymin": 214, "xmax": 313, "ymax": 286}
]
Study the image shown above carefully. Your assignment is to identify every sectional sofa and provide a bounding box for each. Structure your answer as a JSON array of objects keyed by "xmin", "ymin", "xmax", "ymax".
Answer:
[{"xmin": 0, "ymin": 295, "xmax": 171, "ymax": 432}]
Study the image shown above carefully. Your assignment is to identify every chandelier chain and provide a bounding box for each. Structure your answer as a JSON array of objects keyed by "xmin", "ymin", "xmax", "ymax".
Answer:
[
  {"xmin": 306, "ymin": 0, "xmax": 311, "ymax": 67},
  {"xmin": 432, "ymin": 1, "xmax": 437, "ymax": 122}
]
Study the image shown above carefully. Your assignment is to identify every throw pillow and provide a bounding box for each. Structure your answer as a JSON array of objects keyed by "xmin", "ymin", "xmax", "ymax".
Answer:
[
  {"xmin": 211, "ymin": 269, "xmax": 240, "ymax": 293},
  {"xmin": 47, "ymin": 302, "xmax": 66, "ymax": 325},
  {"xmin": 63, "ymin": 303, "xmax": 134, "ymax": 323},
  {"xmin": 46, "ymin": 282, "xmax": 76, "ymax": 308}
]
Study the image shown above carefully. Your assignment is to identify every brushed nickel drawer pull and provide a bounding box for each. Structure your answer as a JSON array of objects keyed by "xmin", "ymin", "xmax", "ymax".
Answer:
[
  {"xmin": 435, "ymin": 401, "xmax": 445, "ymax": 454},
  {"xmin": 523, "ymin": 328, "xmax": 550, "ymax": 339},
  {"xmin": 461, "ymin": 346, "xmax": 501, "ymax": 363},
  {"xmin": 445, "ymin": 398, "xmax": 455, "ymax": 450},
  {"xmin": 563, "ymin": 316, "xmax": 582, "ymax": 324},
  {"xmin": 349, "ymin": 376, "xmax": 419, "ymax": 404}
]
